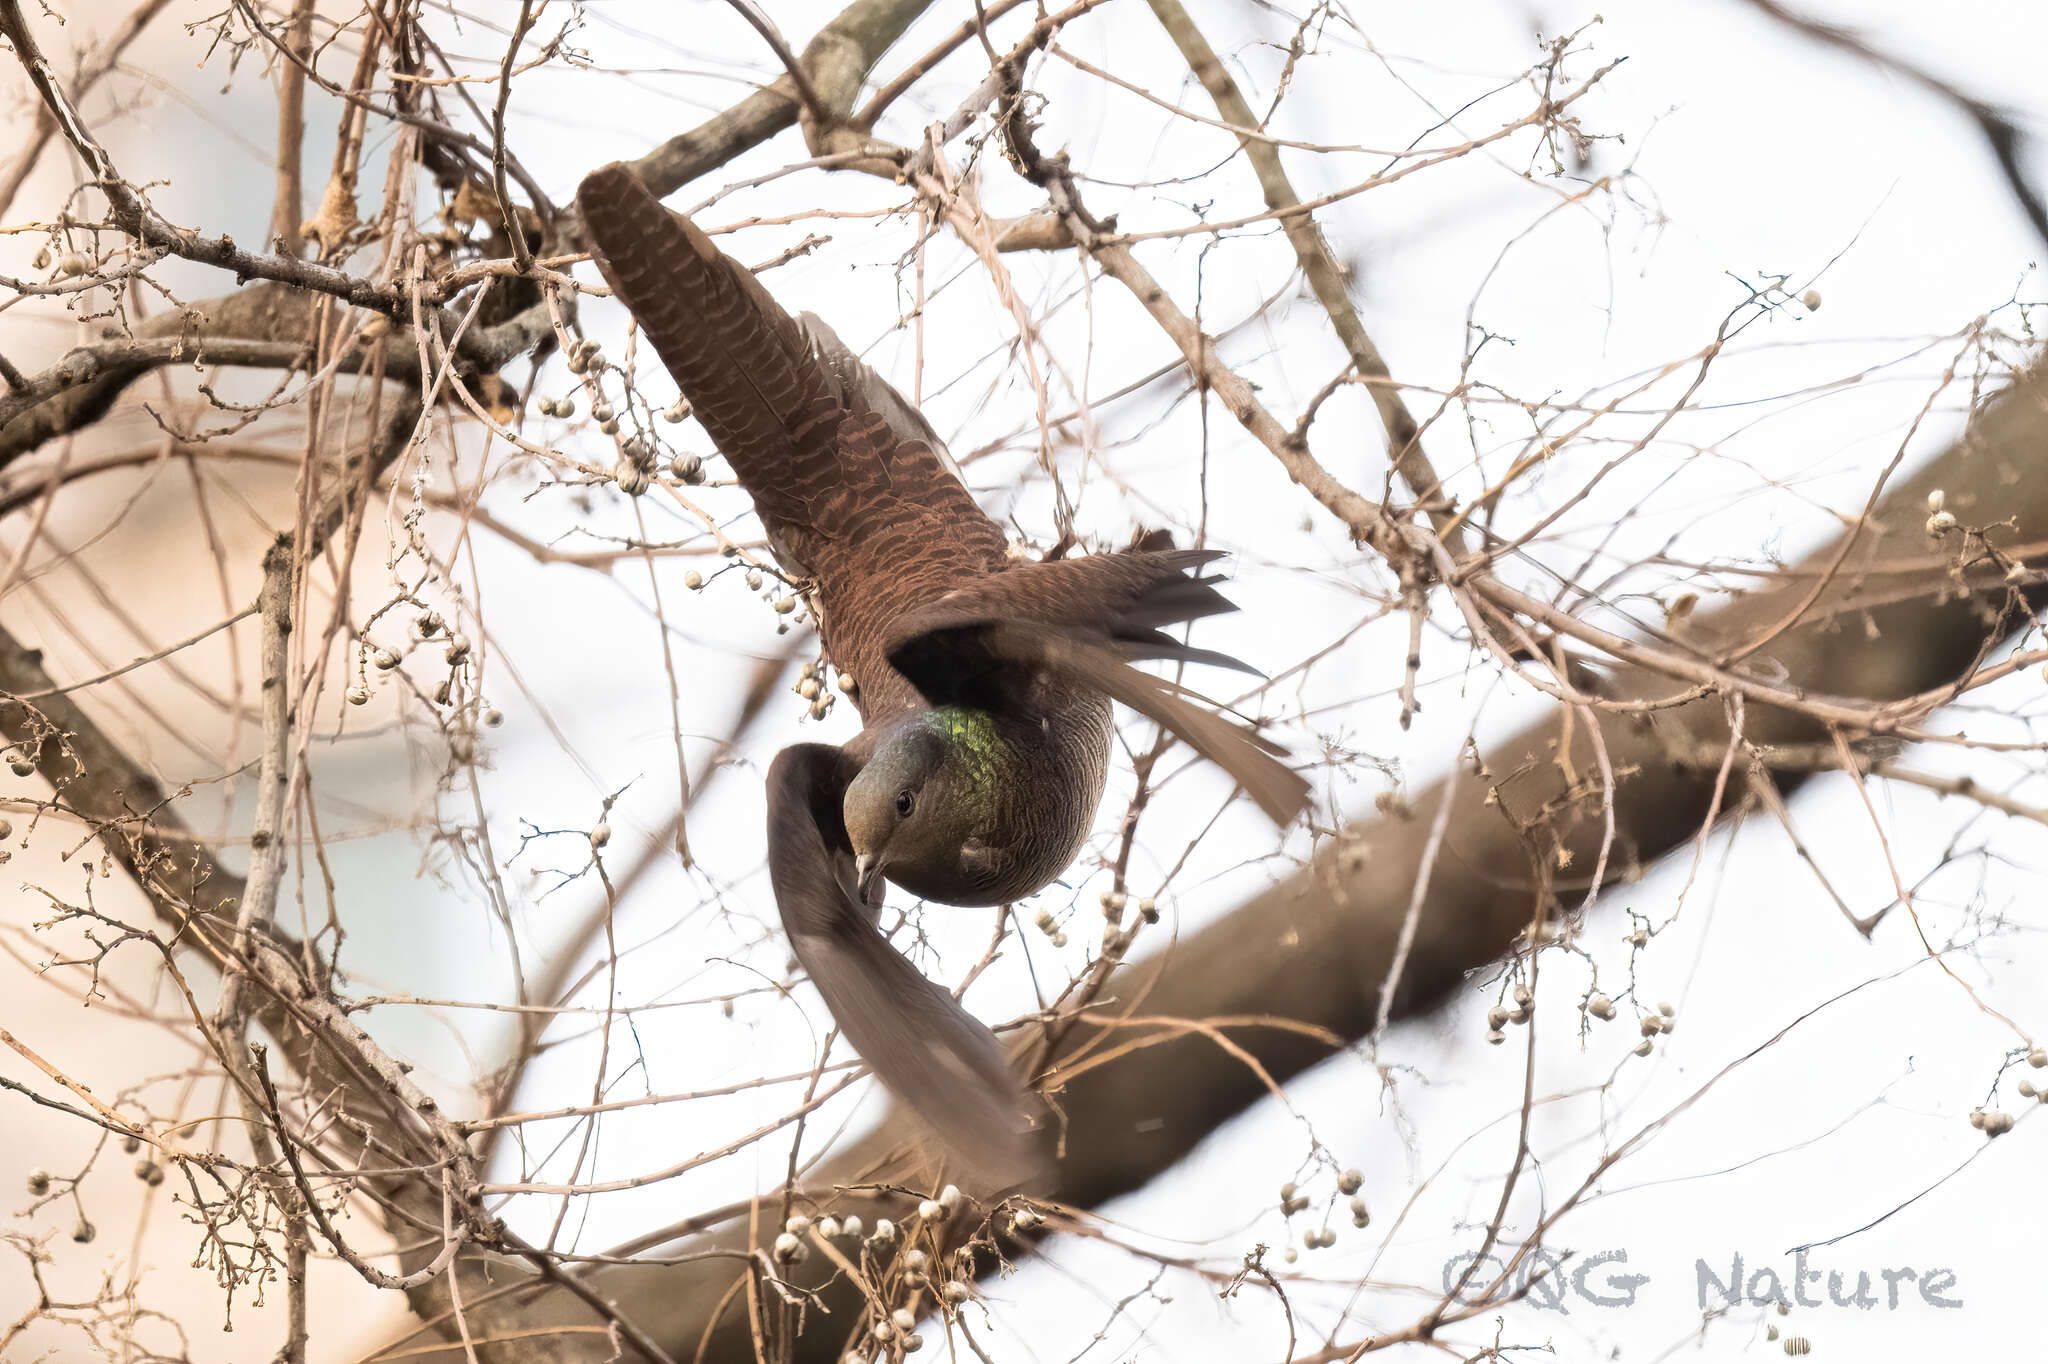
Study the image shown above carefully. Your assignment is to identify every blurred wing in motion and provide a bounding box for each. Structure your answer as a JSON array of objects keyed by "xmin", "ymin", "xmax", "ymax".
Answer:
[{"xmin": 765, "ymin": 744, "xmax": 1041, "ymax": 1180}]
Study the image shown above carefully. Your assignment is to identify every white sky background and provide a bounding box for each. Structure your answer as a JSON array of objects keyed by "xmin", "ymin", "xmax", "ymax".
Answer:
[{"xmin": 3, "ymin": 0, "xmax": 2047, "ymax": 1359}]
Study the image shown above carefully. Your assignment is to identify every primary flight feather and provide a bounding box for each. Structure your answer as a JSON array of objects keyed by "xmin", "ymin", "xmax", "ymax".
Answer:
[{"xmin": 575, "ymin": 163, "xmax": 1309, "ymax": 1176}]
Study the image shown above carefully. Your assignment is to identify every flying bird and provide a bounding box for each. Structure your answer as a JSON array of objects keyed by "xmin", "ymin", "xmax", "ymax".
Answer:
[{"xmin": 576, "ymin": 163, "xmax": 1308, "ymax": 1177}]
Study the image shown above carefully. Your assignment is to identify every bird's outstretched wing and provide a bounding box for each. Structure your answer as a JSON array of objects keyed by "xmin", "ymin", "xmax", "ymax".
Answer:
[
  {"xmin": 765, "ymin": 744, "xmax": 1041, "ymax": 1180},
  {"xmin": 576, "ymin": 164, "xmax": 1009, "ymax": 721},
  {"xmin": 884, "ymin": 552, "xmax": 1312, "ymax": 826}
]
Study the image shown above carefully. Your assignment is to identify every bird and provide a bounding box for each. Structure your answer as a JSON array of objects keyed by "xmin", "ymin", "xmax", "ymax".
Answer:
[{"xmin": 575, "ymin": 163, "xmax": 1309, "ymax": 1178}]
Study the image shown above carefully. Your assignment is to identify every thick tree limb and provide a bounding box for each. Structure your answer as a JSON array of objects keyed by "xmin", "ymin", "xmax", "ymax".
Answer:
[
  {"xmin": 621, "ymin": 0, "xmax": 936, "ymax": 199},
  {"xmin": 0, "ymin": 282, "xmax": 551, "ymax": 465}
]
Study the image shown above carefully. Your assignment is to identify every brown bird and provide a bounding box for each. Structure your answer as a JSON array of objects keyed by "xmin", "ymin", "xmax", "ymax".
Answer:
[{"xmin": 576, "ymin": 164, "xmax": 1308, "ymax": 1176}]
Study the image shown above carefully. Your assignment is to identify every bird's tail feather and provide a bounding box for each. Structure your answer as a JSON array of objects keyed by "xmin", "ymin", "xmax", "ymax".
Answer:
[{"xmin": 994, "ymin": 623, "xmax": 1310, "ymax": 825}]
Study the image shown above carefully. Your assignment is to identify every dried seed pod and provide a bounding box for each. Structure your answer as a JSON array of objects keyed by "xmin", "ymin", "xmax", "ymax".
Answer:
[
  {"xmin": 1587, "ymin": 993, "xmax": 1616, "ymax": 1020},
  {"xmin": 837, "ymin": 673, "xmax": 857, "ymax": 693},
  {"xmin": 445, "ymin": 634, "xmax": 472, "ymax": 663},
  {"xmin": 784, "ymin": 1214, "xmax": 811, "ymax": 1237},
  {"xmin": 1100, "ymin": 890, "xmax": 1126, "ymax": 916},
  {"xmin": 1487, "ymin": 1005, "xmax": 1512, "ymax": 1030},
  {"xmin": 373, "ymin": 647, "xmax": 400, "ymax": 671},
  {"xmin": 1034, "ymin": 909, "xmax": 1057, "ymax": 933},
  {"xmin": 345, "ymin": 685, "xmax": 371, "ymax": 707},
  {"xmin": 745, "ymin": 569, "xmax": 764, "ymax": 590},
  {"xmin": 938, "ymin": 1184, "xmax": 962, "ymax": 1214},
  {"xmin": 671, "ymin": 452, "xmax": 704, "ymax": 483},
  {"xmin": 1010, "ymin": 1207, "xmax": 1039, "ymax": 1232},
  {"xmin": 1633, "ymin": 1039, "xmax": 1653, "ymax": 1056},
  {"xmin": 1485, "ymin": 1028, "xmax": 1506, "ymax": 1046},
  {"xmin": 869, "ymin": 1218, "xmax": 895, "ymax": 1243},
  {"xmin": 900, "ymin": 1333, "xmax": 925, "ymax": 1353},
  {"xmin": 773, "ymin": 1232, "xmax": 806, "ymax": 1264},
  {"xmin": 663, "ymin": 400, "xmax": 688, "ymax": 423},
  {"xmin": 1799, "ymin": 288, "xmax": 1821, "ymax": 312},
  {"xmin": 614, "ymin": 459, "xmax": 649, "ymax": 495},
  {"xmin": 0, "ymin": 819, "xmax": 12, "ymax": 839},
  {"xmin": 6, "ymin": 749, "xmax": 33, "ymax": 777},
  {"xmin": 31, "ymin": 245, "xmax": 50, "ymax": 270},
  {"xmin": 816, "ymin": 1216, "xmax": 841, "ymax": 1239},
  {"xmin": 2027, "ymin": 1047, "xmax": 2045, "ymax": 1068},
  {"xmin": 1511, "ymin": 983, "xmax": 1533, "ymax": 1007},
  {"xmin": 1051, "ymin": 931, "xmax": 1068, "ymax": 947},
  {"xmin": 871, "ymin": 1320, "xmax": 895, "ymax": 1343},
  {"xmin": 773, "ymin": 595, "xmax": 797, "ymax": 615},
  {"xmin": 942, "ymin": 1280, "xmax": 969, "ymax": 1305},
  {"xmin": 889, "ymin": 1308, "xmax": 915, "ymax": 1332},
  {"xmin": 134, "ymin": 1160, "xmax": 164, "ymax": 1186},
  {"xmin": 1979, "ymin": 1109, "xmax": 2014, "ymax": 1136},
  {"xmin": 591, "ymin": 402, "xmax": 615, "ymax": 424},
  {"xmin": 553, "ymin": 396, "xmax": 576, "ymax": 418},
  {"xmin": 840, "ymin": 1214, "xmax": 863, "ymax": 1239},
  {"xmin": 1336, "ymin": 1168, "xmax": 1362, "ymax": 1195},
  {"xmin": 903, "ymin": 1248, "xmax": 928, "ymax": 1271},
  {"xmin": 71, "ymin": 1219, "xmax": 95, "ymax": 1244},
  {"xmin": 684, "ymin": 570, "xmax": 704, "ymax": 590},
  {"xmin": 589, "ymin": 821, "xmax": 611, "ymax": 849},
  {"xmin": 1926, "ymin": 510, "xmax": 1957, "ymax": 536},
  {"xmin": 1627, "ymin": 928, "xmax": 1648, "ymax": 947},
  {"xmin": 26, "ymin": 1169, "xmax": 50, "ymax": 1195},
  {"xmin": 55, "ymin": 252, "xmax": 92, "ymax": 278},
  {"xmin": 1926, "ymin": 488, "xmax": 1946, "ymax": 513},
  {"xmin": 122, "ymin": 1134, "xmax": 141, "ymax": 1154},
  {"xmin": 1138, "ymin": 897, "xmax": 1159, "ymax": 923},
  {"xmin": 1767, "ymin": 1324, "xmax": 1780, "ymax": 1342},
  {"xmin": 598, "ymin": 417, "xmax": 619, "ymax": 435},
  {"xmin": 483, "ymin": 709, "xmax": 503, "ymax": 728},
  {"xmin": 418, "ymin": 611, "xmax": 443, "ymax": 638}
]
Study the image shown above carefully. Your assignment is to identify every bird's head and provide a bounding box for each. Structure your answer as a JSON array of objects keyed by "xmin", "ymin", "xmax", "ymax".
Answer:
[{"xmin": 844, "ymin": 710, "xmax": 1002, "ymax": 903}]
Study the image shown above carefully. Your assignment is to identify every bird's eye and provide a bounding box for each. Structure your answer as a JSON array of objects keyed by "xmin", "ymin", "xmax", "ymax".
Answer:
[{"xmin": 894, "ymin": 789, "xmax": 915, "ymax": 819}]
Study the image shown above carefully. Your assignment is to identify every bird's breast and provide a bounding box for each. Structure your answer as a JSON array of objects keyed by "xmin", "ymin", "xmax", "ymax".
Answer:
[{"xmin": 959, "ymin": 693, "xmax": 1113, "ymax": 905}]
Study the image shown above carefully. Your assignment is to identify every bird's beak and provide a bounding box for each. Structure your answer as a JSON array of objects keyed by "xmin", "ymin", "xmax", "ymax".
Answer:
[{"xmin": 854, "ymin": 853, "xmax": 882, "ymax": 903}]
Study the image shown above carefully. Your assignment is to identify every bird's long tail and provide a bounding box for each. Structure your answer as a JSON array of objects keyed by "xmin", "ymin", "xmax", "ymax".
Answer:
[{"xmin": 576, "ymin": 163, "xmax": 838, "ymax": 532}]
